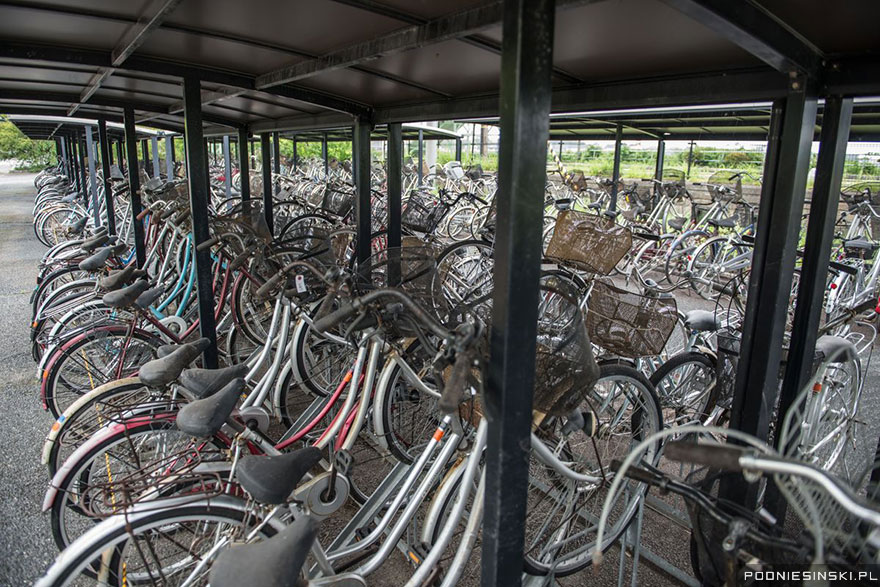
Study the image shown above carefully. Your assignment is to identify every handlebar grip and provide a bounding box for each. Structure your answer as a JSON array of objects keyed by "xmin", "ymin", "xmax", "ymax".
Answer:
[
  {"xmin": 173, "ymin": 208, "xmax": 191, "ymax": 225},
  {"xmin": 228, "ymin": 247, "xmax": 254, "ymax": 271},
  {"xmin": 160, "ymin": 205, "xmax": 178, "ymax": 220},
  {"xmin": 829, "ymin": 260, "xmax": 857, "ymax": 276},
  {"xmin": 136, "ymin": 207, "xmax": 151, "ymax": 221},
  {"xmin": 610, "ymin": 460, "xmax": 661, "ymax": 485},
  {"xmin": 196, "ymin": 236, "xmax": 220, "ymax": 252},
  {"xmin": 439, "ymin": 350, "xmax": 472, "ymax": 415},
  {"xmin": 313, "ymin": 291, "xmax": 337, "ymax": 321},
  {"xmin": 312, "ymin": 300, "xmax": 357, "ymax": 334},
  {"xmin": 692, "ymin": 182, "xmax": 703, "ymax": 186},
  {"xmin": 633, "ymin": 232, "xmax": 661, "ymax": 242},
  {"xmin": 664, "ymin": 441, "xmax": 744, "ymax": 471},
  {"xmin": 254, "ymin": 273, "xmax": 284, "ymax": 299}
]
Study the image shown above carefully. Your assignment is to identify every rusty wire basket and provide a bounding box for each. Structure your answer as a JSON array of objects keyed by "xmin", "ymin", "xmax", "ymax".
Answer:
[
  {"xmin": 321, "ymin": 183, "xmax": 355, "ymax": 217},
  {"xmin": 585, "ymin": 280, "xmax": 678, "ymax": 358},
  {"xmin": 533, "ymin": 274, "xmax": 599, "ymax": 415},
  {"xmin": 401, "ymin": 189, "xmax": 451, "ymax": 234},
  {"xmin": 544, "ymin": 210, "xmax": 632, "ymax": 275}
]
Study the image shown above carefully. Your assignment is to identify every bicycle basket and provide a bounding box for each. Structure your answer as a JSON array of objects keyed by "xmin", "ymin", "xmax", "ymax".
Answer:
[
  {"xmin": 544, "ymin": 210, "xmax": 633, "ymax": 275},
  {"xmin": 401, "ymin": 189, "xmax": 451, "ymax": 234},
  {"xmin": 585, "ymin": 281, "xmax": 678, "ymax": 358},
  {"xmin": 533, "ymin": 275, "xmax": 599, "ymax": 415},
  {"xmin": 840, "ymin": 181, "xmax": 880, "ymax": 206},
  {"xmin": 706, "ymin": 170, "xmax": 743, "ymax": 203},
  {"xmin": 321, "ymin": 183, "xmax": 355, "ymax": 216},
  {"xmin": 715, "ymin": 328, "xmax": 740, "ymax": 410},
  {"xmin": 662, "ymin": 168, "xmax": 686, "ymax": 187}
]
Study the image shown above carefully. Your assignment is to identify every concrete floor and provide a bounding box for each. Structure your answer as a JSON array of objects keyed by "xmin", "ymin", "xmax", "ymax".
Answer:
[{"xmin": 0, "ymin": 170, "xmax": 877, "ymax": 586}]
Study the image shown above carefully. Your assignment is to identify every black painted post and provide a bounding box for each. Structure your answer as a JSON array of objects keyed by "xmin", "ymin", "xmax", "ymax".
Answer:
[
  {"xmin": 238, "ymin": 127, "xmax": 250, "ymax": 202},
  {"xmin": 654, "ymin": 137, "xmax": 666, "ymax": 198},
  {"xmin": 609, "ymin": 122, "xmax": 623, "ymax": 211},
  {"xmin": 482, "ymin": 0, "xmax": 555, "ymax": 584},
  {"xmin": 182, "ymin": 76, "xmax": 219, "ymax": 369},
  {"xmin": 123, "ymin": 108, "xmax": 147, "ymax": 267},
  {"xmin": 727, "ymin": 86, "xmax": 818, "ymax": 456},
  {"xmin": 151, "ymin": 136, "xmax": 160, "ymax": 180},
  {"xmin": 417, "ymin": 128, "xmax": 424, "ymax": 186},
  {"xmin": 69, "ymin": 137, "xmax": 79, "ymax": 191},
  {"xmin": 292, "ymin": 136, "xmax": 298, "ymax": 171},
  {"xmin": 222, "ymin": 135, "xmax": 232, "ymax": 199},
  {"xmin": 686, "ymin": 140, "xmax": 695, "ymax": 177},
  {"xmin": 141, "ymin": 139, "xmax": 149, "ymax": 178},
  {"xmin": 455, "ymin": 137, "xmax": 462, "ymax": 162},
  {"xmin": 97, "ymin": 120, "xmax": 116, "ymax": 235},
  {"xmin": 322, "ymin": 133, "xmax": 329, "ymax": 177},
  {"xmin": 85, "ymin": 126, "xmax": 100, "ymax": 226},
  {"xmin": 165, "ymin": 135, "xmax": 174, "ymax": 179},
  {"xmin": 77, "ymin": 136, "xmax": 88, "ymax": 205},
  {"xmin": 116, "ymin": 140, "xmax": 124, "ymax": 171},
  {"xmin": 387, "ymin": 123, "xmax": 403, "ymax": 252},
  {"xmin": 354, "ymin": 119, "xmax": 372, "ymax": 266},
  {"xmin": 273, "ymin": 132, "xmax": 281, "ymax": 194},
  {"xmin": 59, "ymin": 137, "xmax": 68, "ymax": 177},
  {"xmin": 261, "ymin": 133, "xmax": 273, "ymax": 234}
]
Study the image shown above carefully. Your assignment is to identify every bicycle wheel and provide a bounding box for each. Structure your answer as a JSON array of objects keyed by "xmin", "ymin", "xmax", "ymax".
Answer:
[
  {"xmin": 649, "ymin": 351, "xmax": 718, "ymax": 430},
  {"xmin": 523, "ymin": 363, "xmax": 663, "ymax": 576},
  {"xmin": 40, "ymin": 498, "xmax": 274, "ymax": 587},
  {"xmin": 663, "ymin": 230, "xmax": 710, "ymax": 288},
  {"xmin": 43, "ymin": 326, "xmax": 162, "ymax": 417},
  {"xmin": 687, "ymin": 236, "xmax": 748, "ymax": 300}
]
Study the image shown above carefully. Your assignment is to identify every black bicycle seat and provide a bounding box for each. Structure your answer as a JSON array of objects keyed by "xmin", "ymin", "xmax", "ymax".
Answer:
[
  {"xmin": 78, "ymin": 246, "xmax": 116, "ymax": 272},
  {"xmin": 101, "ymin": 279, "xmax": 150, "ymax": 309},
  {"xmin": 815, "ymin": 335, "xmax": 857, "ymax": 363},
  {"xmin": 134, "ymin": 285, "xmax": 164, "ymax": 310},
  {"xmin": 68, "ymin": 216, "xmax": 89, "ymax": 234},
  {"xmin": 138, "ymin": 337, "xmax": 211, "ymax": 387},
  {"xmin": 667, "ymin": 216, "xmax": 687, "ymax": 231},
  {"xmin": 98, "ymin": 264, "xmax": 145, "ymax": 291},
  {"xmin": 179, "ymin": 363, "xmax": 249, "ymax": 400},
  {"xmin": 175, "ymin": 377, "xmax": 244, "ymax": 437},
  {"xmin": 156, "ymin": 343, "xmax": 180, "ymax": 358},
  {"xmin": 235, "ymin": 448, "xmax": 322, "ymax": 505},
  {"xmin": 208, "ymin": 516, "xmax": 317, "ymax": 587},
  {"xmin": 707, "ymin": 217, "xmax": 736, "ymax": 229},
  {"xmin": 61, "ymin": 191, "xmax": 78, "ymax": 203},
  {"xmin": 844, "ymin": 238, "xmax": 877, "ymax": 251},
  {"xmin": 80, "ymin": 232, "xmax": 112, "ymax": 253}
]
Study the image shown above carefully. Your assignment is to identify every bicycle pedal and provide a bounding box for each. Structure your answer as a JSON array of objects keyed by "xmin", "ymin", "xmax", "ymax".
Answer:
[{"xmin": 334, "ymin": 449, "xmax": 354, "ymax": 476}]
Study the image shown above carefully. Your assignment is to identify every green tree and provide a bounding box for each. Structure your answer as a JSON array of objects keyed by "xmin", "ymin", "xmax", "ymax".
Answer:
[{"xmin": 0, "ymin": 118, "xmax": 57, "ymax": 170}]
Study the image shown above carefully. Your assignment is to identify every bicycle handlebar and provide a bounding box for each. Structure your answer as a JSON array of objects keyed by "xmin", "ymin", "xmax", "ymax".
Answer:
[{"xmin": 664, "ymin": 441, "xmax": 744, "ymax": 471}]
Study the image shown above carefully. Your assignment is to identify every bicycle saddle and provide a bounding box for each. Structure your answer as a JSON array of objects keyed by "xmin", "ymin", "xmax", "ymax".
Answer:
[
  {"xmin": 844, "ymin": 238, "xmax": 877, "ymax": 251},
  {"xmin": 109, "ymin": 165, "xmax": 125, "ymax": 181},
  {"xmin": 156, "ymin": 343, "xmax": 180, "ymax": 358},
  {"xmin": 175, "ymin": 377, "xmax": 244, "ymax": 437},
  {"xmin": 707, "ymin": 217, "xmax": 736, "ymax": 229},
  {"xmin": 68, "ymin": 216, "xmax": 88, "ymax": 234},
  {"xmin": 80, "ymin": 231, "xmax": 112, "ymax": 253},
  {"xmin": 587, "ymin": 202, "xmax": 602, "ymax": 210},
  {"xmin": 101, "ymin": 279, "xmax": 150, "ymax": 309},
  {"xmin": 138, "ymin": 337, "xmax": 211, "ymax": 387},
  {"xmin": 134, "ymin": 285, "xmax": 165, "ymax": 310},
  {"xmin": 78, "ymin": 246, "xmax": 114, "ymax": 272},
  {"xmin": 179, "ymin": 363, "xmax": 249, "ymax": 400},
  {"xmin": 685, "ymin": 310, "xmax": 721, "ymax": 333},
  {"xmin": 98, "ymin": 264, "xmax": 145, "ymax": 291},
  {"xmin": 209, "ymin": 515, "xmax": 317, "ymax": 587},
  {"xmin": 235, "ymin": 448, "xmax": 322, "ymax": 505},
  {"xmin": 815, "ymin": 335, "xmax": 857, "ymax": 363},
  {"xmin": 667, "ymin": 216, "xmax": 687, "ymax": 231},
  {"xmin": 61, "ymin": 191, "xmax": 78, "ymax": 203}
]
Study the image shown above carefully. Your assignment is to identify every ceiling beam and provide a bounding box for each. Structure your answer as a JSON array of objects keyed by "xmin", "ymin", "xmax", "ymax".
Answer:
[
  {"xmin": 70, "ymin": 0, "xmax": 184, "ymax": 115},
  {"xmin": 658, "ymin": 0, "xmax": 823, "ymax": 77},
  {"xmin": 256, "ymin": 1, "xmax": 598, "ymax": 90}
]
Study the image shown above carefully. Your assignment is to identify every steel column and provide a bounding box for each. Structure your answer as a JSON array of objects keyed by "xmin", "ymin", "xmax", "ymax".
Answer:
[
  {"xmin": 97, "ymin": 119, "xmax": 116, "ymax": 235},
  {"xmin": 151, "ymin": 136, "xmax": 160, "ymax": 179},
  {"xmin": 776, "ymin": 96, "xmax": 853, "ymax": 451},
  {"xmin": 123, "ymin": 107, "xmax": 147, "ymax": 267},
  {"xmin": 417, "ymin": 128, "xmax": 424, "ymax": 185},
  {"xmin": 141, "ymin": 139, "xmax": 149, "ymax": 177},
  {"xmin": 292, "ymin": 137, "xmax": 298, "ymax": 170},
  {"xmin": 85, "ymin": 126, "xmax": 100, "ymax": 226},
  {"xmin": 609, "ymin": 122, "xmax": 623, "ymax": 211},
  {"xmin": 70, "ymin": 137, "xmax": 81, "ymax": 193},
  {"xmin": 654, "ymin": 137, "xmax": 666, "ymax": 198},
  {"xmin": 165, "ymin": 135, "xmax": 174, "ymax": 179},
  {"xmin": 108, "ymin": 138, "xmax": 114, "ymax": 165},
  {"xmin": 455, "ymin": 137, "xmax": 462, "ymax": 162},
  {"xmin": 59, "ymin": 137, "xmax": 67, "ymax": 178},
  {"xmin": 116, "ymin": 140, "xmax": 124, "ymax": 171},
  {"xmin": 238, "ymin": 127, "xmax": 250, "ymax": 202},
  {"xmin": 272, "ymin": 132, "xmax": 281, "ymax": 194},
  {"xmin": 728, "ymin": 88, "xmax": 818, "ymax": 451},
  {"xmin": 182, "ymin": 76, "xmax": 219, "ymax": 368},
  {"xmin": 686, "ymin": 140, "xmax": 695, "ymax": 177},
  {"xmin": 261, "ymin": 133, "xmax": 274, "ymax": 233},
  {"xmin": 322, "ymin": 133, "xmax": 329, "ymax": 177},
  {"xmin": 387, "ymin": 122, "xmax": 403, "ymax": 251},
  {"xmin": 482, "ymin": 0, "xmax": 555, "ymax": 584},
  {"xmin": 223, "ymin": 135, "xmax": 232, "ymax": 198},
  {"xmin": 353, "ymin": 118, "xmax": 373, "ymax": 266},
  {"xmin": 77, "ymin": 136, "xmax": 88, "ymax": 206}
]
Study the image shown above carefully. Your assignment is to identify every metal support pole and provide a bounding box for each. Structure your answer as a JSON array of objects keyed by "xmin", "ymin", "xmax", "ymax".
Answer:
[
  {"xmin": 116, "ymin": 140, "xmax": 124, "ymax": 171},
  {"xmin": 182, "ymin": 76, "xmax": 219, "ymax": 369},
  {"xmin": 292, "ymin": 137, "xmax": 298, "ymax": 171},
  {"xmin": 609, "ymin": 122, "xmax": 623, "ymax": 211},
  {"xmin": 261, "ymin": 133, "xmax": 273, "ymax": 234},
  {"xmin": 223, "ymin": 135, "xmax": 232, "ymax": 198},
  {"xmin": 59, "ymin": 137, "xmax": 67, "ymax": 177},
  {"xmin": 141, "ymin": 139, "xmax": 149, "ymax": 178},
  {"xmin": 455, "ymin": 137, "xmax": 462, "ymax": 162},
  {"xmin": 77, "ymin": 136, "xmax": 88, "ymax": 205},
  {"xmin": 70, "ymin": 137, "xmax": 80, "ymax": 192},
  {"xmin": 85, "ymin": 126, "xmax": 100, "ymax": 226},
  {"xmin": 238, "ymin": 127, "xmax": 250, "ymax": 202},
  {"xmin": 108, "ymin": 137, "xmax": 114, "ymax": 166},
  {"xmin": 767, "ymin": 96, "xmax": 853, "ymax": 513},
  {"xmin": 97, "ymin": 120, "xmax": 116, "ymax": 235},
  {"xmin": 272, "ymin": 132, "xmax": 281, "ymax": 194},
  {"xmin": 354, "ymin": 119, "xmax": 373, "ymax": 266},
  {"xmin": 482, "ymin": 0, "xmax": 555, "ymax": 584},
  {"xmin": 322, "ymin": 133, "xmax": 329, "ymax": 177},
  {"xmin": 387, "ymin": 123, "xmax": 403, "ymax": 251},
  {"xmin": 151, "ymin": 136, "xmax": 160, "ymax": 179},
  {"xmin": 686, "ymin": 140, "xmax": 695, "ymax": 177},
  {"xmin": 165, "ymin": 135, "xmax": 174, "ymax": 179},
  {"xmin": 654, "ymin": 137, "xmax": 666, "ymax": 197},
  {"xmin": 123, "ymin": 108, "xmax": 147, "ymax": 267},
  {"xmin": 417, "ymin": 128, "xmax": 424, "ymax": 186},
  {"xmin": 728, "ymin": 87, "xmax": 817, "ymax": 459}
]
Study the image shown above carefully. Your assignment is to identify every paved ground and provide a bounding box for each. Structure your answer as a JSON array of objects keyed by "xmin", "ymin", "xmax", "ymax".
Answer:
[
  {"xmin": 0, "ymin": 172, "xmax": 58, "ymax": 584},
  {"xmin": 0, "ymin": 169, "xmax": 877, "ymax": 586}
]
